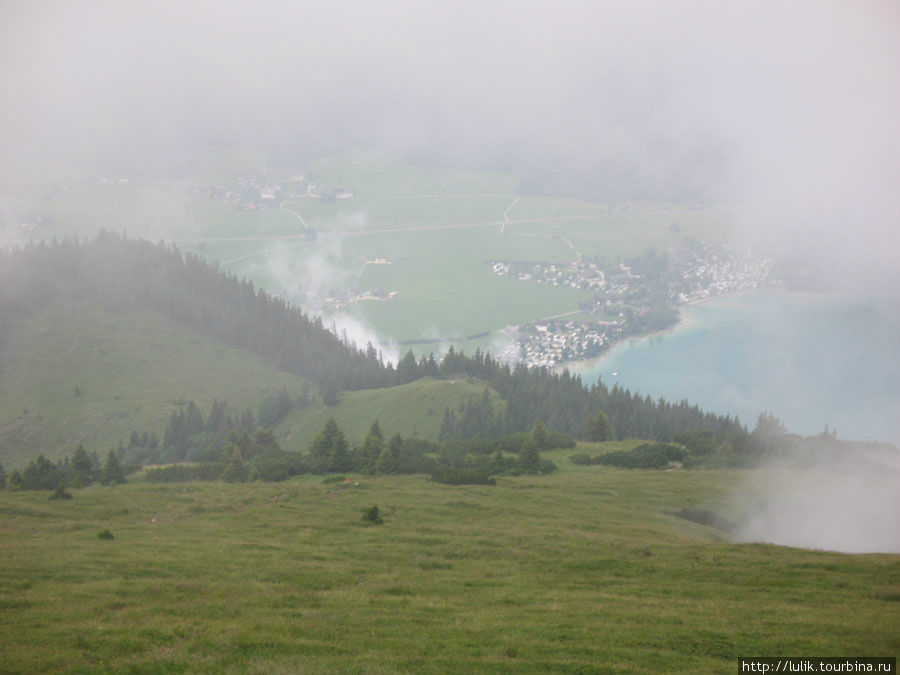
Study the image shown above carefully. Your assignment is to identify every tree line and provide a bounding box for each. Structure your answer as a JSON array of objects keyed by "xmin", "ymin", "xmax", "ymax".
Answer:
[
  {"xmin": 1, "ymin": 414, "xmax": 568, "ymax": 491},
  {"xmin": 1, "ymin": 446, "xmax": 127, "ymax": 492}
]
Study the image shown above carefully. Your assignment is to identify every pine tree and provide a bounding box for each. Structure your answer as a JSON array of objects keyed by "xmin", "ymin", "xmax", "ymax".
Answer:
[
  {"xmin": 8, "ymin": 470, "xmax": 23, "ymax": 490},
  {"xmin": 101, "ymin": 450, "xmax": 126, "ymax": 486},
  {"xmin": 586, "ymin": 410, "xmax": 613, "ymax": 442},
  {"xmin": 70, "ymin": 444, "xmax": 93, "ymax": 487},
  {"xmin": 530, "ymin": 420, "xmax": 549, "ymax": 450},
  {"xmin": 320, "ymin": 378, "xmax": 339, "ymax": 406},
  {"xmin": 396, "ymin": 350, "xmax": 419, "ymax": 385},
  {"xmin": 439, "ymin": 407, "xmax": 456, "ymax": 441},
  {"xmin": 374, "ymin": 443, "xmax": 396, "ymax": 475},
  {"xmin": 250, "ymin": 428, "xmax": 281, "ymax": 458},
  {"xmin": 222, "ymin": 448, "xmax": 248, "ymax": 483},
  {"xmin": 367, "ymin": 420, "xmax": 384, "ymax": 442},
  {"xmin": 493, "ymin": 445, "xmax": 505, "ymax": 473},
  {"xmin": 331, "ymin": 427, "xmax": 351, "ymax": 472},
  {"xmin": 518, "ymin": 436, "xmax": 541, "ymax": 472},
  {"xmin": 361, "ymin": 423, "xmax": 385, "ymax": 474},
  {"xmin": 22, "ymin": 455, "xmax": 61, "ymax": 490},
  {"xmin": 310, "ymin": 418, "xmax": 350, "ymax": 472}
]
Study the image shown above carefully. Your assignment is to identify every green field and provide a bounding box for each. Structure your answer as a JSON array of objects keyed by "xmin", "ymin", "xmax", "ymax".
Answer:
[
  {"xmin": 1, "ymin": 464, "xmax": 897, "ymax": 672},
  {"xmin": 9, "ymin": 149, "xmax": 735, "ymax": 355}
]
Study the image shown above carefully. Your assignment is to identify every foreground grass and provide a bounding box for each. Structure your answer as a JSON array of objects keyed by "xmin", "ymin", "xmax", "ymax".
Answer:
[{"xmin": 1, "ymin": 468, "xmax": 897, "ymax": 672}]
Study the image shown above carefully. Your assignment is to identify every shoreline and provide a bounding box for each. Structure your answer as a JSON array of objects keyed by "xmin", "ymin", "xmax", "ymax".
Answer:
[
  {"xmin": 556, "ymin": 289, "xmax": 765, "ymax": 376},
  {"xmin": 682, "ymin": 287, "xmax": 759, "ymax": 308}
]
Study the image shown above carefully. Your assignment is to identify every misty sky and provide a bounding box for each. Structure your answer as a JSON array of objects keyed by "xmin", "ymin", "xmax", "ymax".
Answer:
[{"xmin": 2, "ymin": 0, "xmax": 899, "ymax": 281}]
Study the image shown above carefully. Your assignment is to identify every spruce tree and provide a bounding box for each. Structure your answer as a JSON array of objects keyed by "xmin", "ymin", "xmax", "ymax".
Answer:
[
  {"xmin": 8, "ymin": 470, "xmax": 23, "ymax": 490},
  {"xmin": 530, "ymin": 420, "xmax": 549, "ymax": 450},
  {"xmin": 23, "ymin": 455, "xmax": 61, "ymax": 490},
  {"xmin": 518, "ymin": 436, "xmax": 541, "ymax": 472},
  {"xmin": 367, "ymin": 420, "xmax": 384, "ymax": 441},
  {"xmin": 493, "ymin": 446, "xmax": 505, "ymax": 473},
  {"xmin": 361, "ymin": 425, "xmax": 385, "ymax": 475},
  {"xmin": 71, "ymin": 444, "xmax": 93, "ymax": 487},
  {"xmin": 331, "ymin": 426, "xmax": 352, "ymax": 472},
  {"xmin": 374, "ymin": 444, "xmax": 396, "ymax": 475},
  {"xmin": 222, "ymin": 448, "xmax": 248, "ymax": 483},
  {"xmin": 586, "ymin": 411, "xmax": 613, "ymax": 442},
  {"xmin": 310, "ymin": 418, "xmax": 350, "ymax": 472},
  {"xmin": 101, "ymin": 450, "xmax": 126, "ymax": 485}
]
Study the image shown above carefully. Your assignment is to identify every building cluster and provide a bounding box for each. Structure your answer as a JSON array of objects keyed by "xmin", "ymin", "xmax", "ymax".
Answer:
[
  {"xmin": 674, "ymin": 242, "xmax": 776, "ymax": 303},
  {"xmin": 501, "ymin": 240, "xmax": 778, "ymax": 368},
  {"xmin": 487, "ymin": 259, "xmax": 605, "ymax": 291},
  {"xmin": 182, "ymin": 172, "xmax": 354, "ymax": 212},
  {"xmin": 324, "ymin": 289, "xmax": 398, "ymax": 310},
  {"xmin": 516, "ymin": 320, "xmax": 623, "ymax": 368}
]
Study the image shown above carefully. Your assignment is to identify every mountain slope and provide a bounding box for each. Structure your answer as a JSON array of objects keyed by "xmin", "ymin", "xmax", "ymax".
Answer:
[
  {"xmin": 0, "ymin": 297, "xmax": 313, "ymax": 467},
  {"xmin": 0, "ymin": 298, "xmax": 503, "ymax": 467}
]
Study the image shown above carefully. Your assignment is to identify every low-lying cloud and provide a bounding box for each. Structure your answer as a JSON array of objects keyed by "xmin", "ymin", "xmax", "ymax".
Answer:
[{"xmin": 733, "ymin": 448, "xmax": 900, "ymax": 553}]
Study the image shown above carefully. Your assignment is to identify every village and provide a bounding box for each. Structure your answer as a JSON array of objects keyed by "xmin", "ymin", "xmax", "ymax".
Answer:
[
  {"xmin": 181, "ymin": 171, "xmax": 354, "ymax": 213},
  {"xmin": 491, "ymin": 240, "xmax": 778, "ymax": 368},
  {"xmin": 14, "ymin": 168, "xmax": 355, "ymax": 235},
  {"xmin": 487, "ymin": 259, "xmax": 605, "ymax": 291}
]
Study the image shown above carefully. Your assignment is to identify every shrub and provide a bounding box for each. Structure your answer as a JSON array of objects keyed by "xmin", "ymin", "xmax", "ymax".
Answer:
[
  {"xmin": 251, "ymin": 454, "xmax": 310, "ymax": 482},
  {"xmin": 97, "ymin": 529, "xmax": 114, "ymax": 540},
  {"xmin": 597, "ymin": 442, "xmax": 686, "ymax": 469},
  {"xmin": 362, "ymin": 505, "xmax": 383, "ymax": 525},
  {"xmin": 430, "ymin": 465, "xmax": 496, "ymax": 486},
  {"xmin": 49, "ymin": 485, "xmax": 73, "ymax": 500},
  {"xmin": 143, "ymin": 463, "xmax": 224, "ymax": 483}
]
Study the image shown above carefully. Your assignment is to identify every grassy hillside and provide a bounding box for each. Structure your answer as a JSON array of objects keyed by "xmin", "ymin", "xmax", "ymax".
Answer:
[
  {"xmin": 0, "ymin": 297, "xmax": 505, "ymax": 467},
  {"xmin": 0, "ymin": 467, "xmax": 896, "ymax": 672},
  {"xmin": 277, "ymin": 376, "xmax": 504, "ymax": 452},
  {"xmin": 0, "ymin": 297, "xmax": 312, "ymax": 468}
]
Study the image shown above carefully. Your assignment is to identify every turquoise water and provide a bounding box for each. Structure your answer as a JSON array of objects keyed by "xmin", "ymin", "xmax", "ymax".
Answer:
[{"xmin": 574, "ymin": 291, "xmax": 900, "ymax": 446}]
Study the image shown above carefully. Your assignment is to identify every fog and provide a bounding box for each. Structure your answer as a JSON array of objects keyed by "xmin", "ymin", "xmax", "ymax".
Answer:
[
  {"xmin": 733, "ymin": 448, "xmax": 900, "ymax": 553},
  {"xmin": 3, "ymin": 0, "xmax": 898, "ymax": 285},
  {"xmin": 2, "ymin": 1, "xmax": 896, "ymax": 330}
]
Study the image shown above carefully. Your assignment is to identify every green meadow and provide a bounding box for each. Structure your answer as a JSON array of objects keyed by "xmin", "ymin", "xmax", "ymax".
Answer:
[{"xmin": 1, "ymin": 463, "xmax": 897, "ymax": 672}]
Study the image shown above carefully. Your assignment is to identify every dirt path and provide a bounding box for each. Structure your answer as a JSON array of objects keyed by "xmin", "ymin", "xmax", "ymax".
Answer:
[
  {"xmin": 170, "ymin": 214, "xmax": 598, "ymax": 248},
  {"xmin": 280, "ymin": 199, "xmax": 309, "ymax": 230},
  {"xmin": 500, "ymin": 195, "xmax": 519, "ymax": 233}
]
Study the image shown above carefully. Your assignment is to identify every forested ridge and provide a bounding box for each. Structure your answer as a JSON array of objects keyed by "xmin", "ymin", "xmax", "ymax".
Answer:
[
  {"xmin": 0, "ymin": 233, "xmax": 744, "ymax": 446},
  {"xmin": 0, "ymin": 231, "xmax": 392, "ymax": 391}
]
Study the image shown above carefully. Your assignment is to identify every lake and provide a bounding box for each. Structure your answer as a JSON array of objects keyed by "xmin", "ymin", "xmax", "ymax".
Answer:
[{"xmin": 574, "ymin": 290, "xmax": 900, "ymax": 446}]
